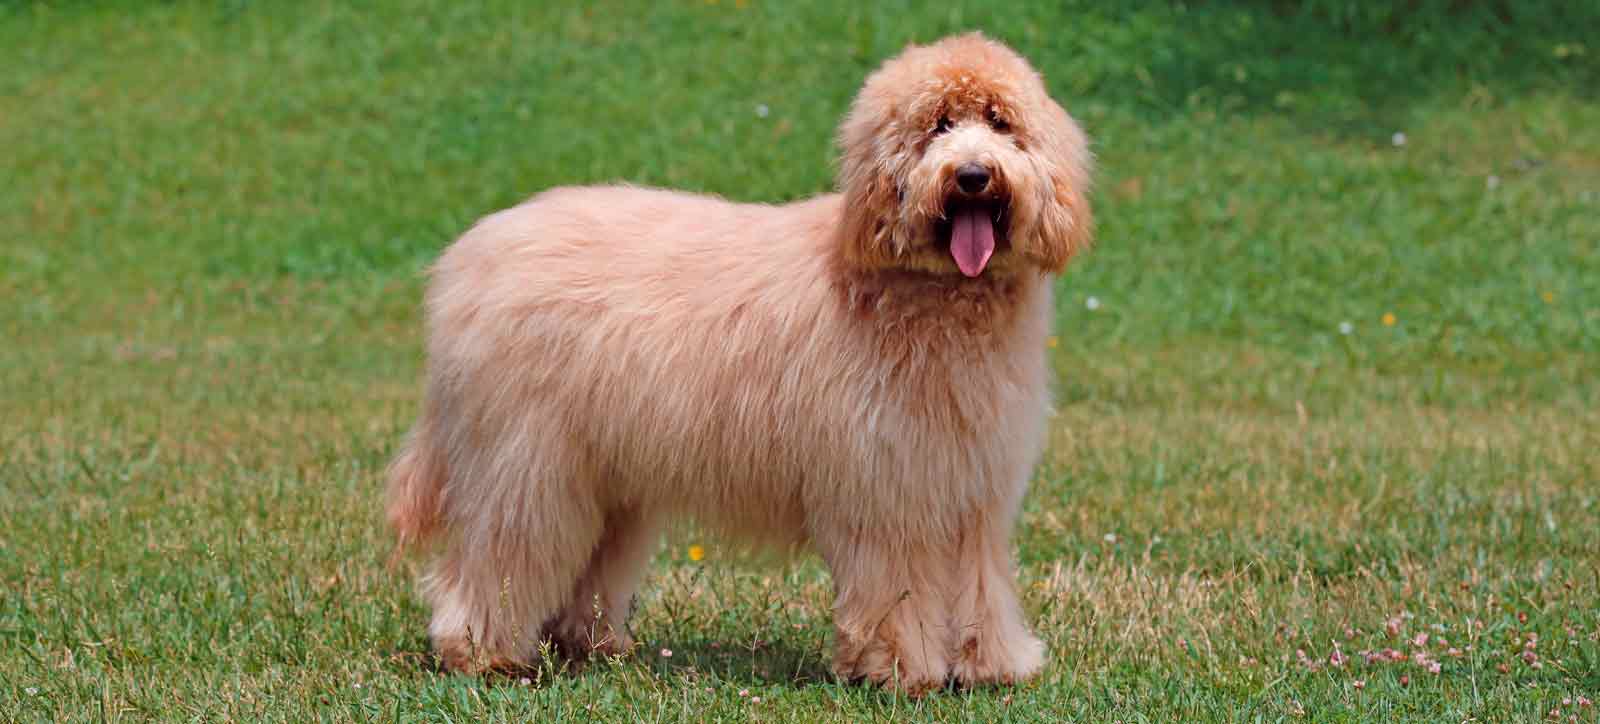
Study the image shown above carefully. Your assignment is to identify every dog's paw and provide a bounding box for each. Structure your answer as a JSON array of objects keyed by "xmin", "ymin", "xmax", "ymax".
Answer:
[
  {"xmin": 950, "ymin": 629, "xmax": 1046, "ymax": 688},
  {"xmin": 545, "ymin": 617, "xmax": 635, "ymax": 661},
  {"xmin": 833, "ymin": 632, "xmax": 948, "ymax": 697},
  {"xmin": 433, "ymin": 635, "xmax": 533, "ymax": 677}
]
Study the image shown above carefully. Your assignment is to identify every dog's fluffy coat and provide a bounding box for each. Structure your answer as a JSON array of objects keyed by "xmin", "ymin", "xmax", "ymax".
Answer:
[{"xmin": 387, "ymin": 33, "xmax": 1092, "ymax": 694}]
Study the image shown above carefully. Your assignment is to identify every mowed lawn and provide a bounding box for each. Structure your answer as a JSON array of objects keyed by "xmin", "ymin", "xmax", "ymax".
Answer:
[{"xmin": 3, "ymin": 1, "xmax": 1598, "ymax": 721}]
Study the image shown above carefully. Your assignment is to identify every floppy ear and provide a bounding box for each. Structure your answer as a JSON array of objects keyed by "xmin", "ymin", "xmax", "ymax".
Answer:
[
  {"xmin": 834, "ymin": 60, "xmax": 917, "ymax": 272},
  {"xmin": 1019, "ymin": 104, "xmax": 1094, "ymax": 274},
  {"xmin": 836, "ymin": 146, "xmax": 902, "ymax": 270},
  {"xmin": 1029, "ymin": 162, "xmax": 1093, "ymax": 274}
]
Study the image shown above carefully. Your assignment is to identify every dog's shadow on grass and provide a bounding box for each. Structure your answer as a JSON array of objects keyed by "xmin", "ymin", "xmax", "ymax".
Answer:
[
  {"xmin": 386, "ymin": 635, "xmax": 836, "ymax": 690},
  {"xmin": 386, "ymin": 640, "xmax": 569, "ymax": 690},
  {"xmin": 632, "ymin": 636, "xmax": 837, "ymax": 688}
]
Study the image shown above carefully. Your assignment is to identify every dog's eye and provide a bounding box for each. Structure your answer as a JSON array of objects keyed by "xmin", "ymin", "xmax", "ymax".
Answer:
[
  {"xmin": 933, "ymin": 115, "xmax": 952, "ymax": 135},
  {"xmin": 986, "ymin": 108, "xmax": 1011, "ymax": 133}
]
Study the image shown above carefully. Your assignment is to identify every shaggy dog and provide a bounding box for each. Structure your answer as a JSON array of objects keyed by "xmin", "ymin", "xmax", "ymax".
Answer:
[{"xmin": 386, "ymin": 32, "xmax": 1092, "ymax": 694}]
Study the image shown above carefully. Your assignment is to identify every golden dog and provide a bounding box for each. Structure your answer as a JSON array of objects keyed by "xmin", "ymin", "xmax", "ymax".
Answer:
[{"xmin": 387, "ymin": 32, "xmax": 1093, "ymax": 694}]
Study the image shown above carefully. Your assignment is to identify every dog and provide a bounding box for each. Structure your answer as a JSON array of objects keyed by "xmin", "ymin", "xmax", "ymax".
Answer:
[{"xmin": 386, "ymin": 32, "xmax": 1092, "ymax": 694}]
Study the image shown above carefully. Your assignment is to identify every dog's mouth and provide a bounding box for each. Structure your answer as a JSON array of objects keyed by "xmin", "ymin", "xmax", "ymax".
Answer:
[{"xmin": 936, "ymin": 198, "xmax": 1010, "ymax": 277}]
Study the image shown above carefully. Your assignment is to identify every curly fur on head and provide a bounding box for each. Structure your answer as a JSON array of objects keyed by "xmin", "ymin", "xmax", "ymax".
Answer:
[
  {"xmin": 385, "ymin": 32, "xmax": 1093, "ymax": 696},
  {"xmin": 838, "ymin": 32, "xmax": 1093, "ymax": 277}
]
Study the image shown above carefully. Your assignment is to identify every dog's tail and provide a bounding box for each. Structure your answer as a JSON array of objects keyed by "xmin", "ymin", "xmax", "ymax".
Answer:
[{"xmin": 385, "ymin": 420, "xmax": 447, "ymax": 552}]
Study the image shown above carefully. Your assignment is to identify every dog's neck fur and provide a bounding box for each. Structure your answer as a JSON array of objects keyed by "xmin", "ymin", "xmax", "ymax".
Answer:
[{"xmin": 835, "ymin": 265, "xmax": 1046, "ymax": 346}]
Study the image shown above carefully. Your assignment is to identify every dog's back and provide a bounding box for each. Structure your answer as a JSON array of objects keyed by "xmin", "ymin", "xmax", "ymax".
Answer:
[{"xmin": 390, "ymin": 186, "xmax": 845, "ymax": 546}]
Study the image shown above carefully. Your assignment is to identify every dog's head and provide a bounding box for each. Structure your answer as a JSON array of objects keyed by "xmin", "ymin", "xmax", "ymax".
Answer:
[{"xmin": 836, "ymin": 33, "xmax": 1092, "ymax": 278}]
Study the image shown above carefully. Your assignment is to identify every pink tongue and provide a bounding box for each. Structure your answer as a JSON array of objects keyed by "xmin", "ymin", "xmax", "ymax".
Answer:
[{"xmin": 950, "ymin": 206, "xmax": 996, "ymax": 277}]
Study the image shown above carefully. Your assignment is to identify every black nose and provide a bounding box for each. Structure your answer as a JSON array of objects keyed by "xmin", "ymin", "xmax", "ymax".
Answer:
[{"xmin": 956, "ymin": 163, "xmax": 991, "ymax": 194}]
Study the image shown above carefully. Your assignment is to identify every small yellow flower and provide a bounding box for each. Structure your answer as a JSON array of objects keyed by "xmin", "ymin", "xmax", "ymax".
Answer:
[
  {"xmin": 1381, "ymin": 312, "xmax": 1397, "ymax": 327},
  {"xmin": 1541, "ymin": 290, "xmax": 1555, "ymax": 304},
  {"xmin": 687, "ymin": 545, "xmax": 705, "ymax": 562},
  {"xmin": 1046, "ymin": 336, "xmax": 1058, "ymax": 349}
]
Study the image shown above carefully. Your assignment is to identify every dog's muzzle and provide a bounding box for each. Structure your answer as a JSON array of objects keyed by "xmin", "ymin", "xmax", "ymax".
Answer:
[{"xmin": 942, "ymin": 166, "xmax": 1009, "ymax": 277}]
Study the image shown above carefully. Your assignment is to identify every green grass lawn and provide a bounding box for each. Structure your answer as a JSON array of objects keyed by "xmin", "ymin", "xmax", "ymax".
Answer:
[{"xmin": 3, "ymin": 1, "xmax": 1598, "ymax": 721}]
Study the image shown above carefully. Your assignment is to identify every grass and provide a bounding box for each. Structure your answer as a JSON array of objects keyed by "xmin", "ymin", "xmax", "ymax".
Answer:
[{"xmin": 3, "ymin": 0, "xmax": 1598, "ymax": 720}]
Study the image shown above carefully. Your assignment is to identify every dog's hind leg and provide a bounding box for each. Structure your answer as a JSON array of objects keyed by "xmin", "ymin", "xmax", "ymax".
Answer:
[
  {"xmin": 543, "ymin": 505, "xmax": 664, "ymax": 659},
  {"xmin": 422, "ymin": 433, "xmax": 606, "ymax": 674}
]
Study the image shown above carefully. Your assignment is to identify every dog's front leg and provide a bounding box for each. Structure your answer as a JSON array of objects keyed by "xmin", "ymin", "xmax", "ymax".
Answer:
[
  {"xmin": 948, "ymin": 511, "xmax": 1046, "ymax": 687},
  {"xmin": 817, "ymin": 531, "xmax": 954, "ymax": 696}
]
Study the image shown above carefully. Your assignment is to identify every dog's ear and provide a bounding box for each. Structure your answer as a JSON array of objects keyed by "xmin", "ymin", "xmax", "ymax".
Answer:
[
  {"xmin": 837, "ymin": 162, "xmax": 900, "ymax": 269},
  {"xmin": 1021, "ymin": 110, "xmax": 1094, "ymax": 274},
  {"xmin": 835, "ymin": 105, "xmax": 904, "ymax": 270},
  {"xmin": 1029, "ymin": 164, "xmax": 1093, "ymax": 274}
]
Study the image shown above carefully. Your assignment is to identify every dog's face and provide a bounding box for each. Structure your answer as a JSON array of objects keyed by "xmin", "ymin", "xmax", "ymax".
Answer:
[{"xmin": 836, "ymin": 34, "xmax": 1092, "ymax": 278}]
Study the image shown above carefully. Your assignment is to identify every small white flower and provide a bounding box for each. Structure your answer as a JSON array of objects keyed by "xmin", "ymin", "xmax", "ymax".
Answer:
[
  {"xmin": 352, "ymin": 682, "xmax": 362, "ymax": 690},
  {"xmin": 660, "ymin": 648, "xmax": 673, "ymax": 658},
  {"xmin": 1085, "ymin": 296, "xmax": 1101, "ymax": 311},
  {"xmin": 1486, "ymin": 175, "xmax": 1500, "ymax": 190},
  {"xmin": 1103, "ymin": 533, "xmax": 1117, "ymax": 543},
  {"xmin": 25, "ymin": 687, "xmax": 38, "ymax": 696},
  {"xmin": 520, "ymin": 677, "xmax": 533, "ymax": 686},
  {"xmin": 1338, "ymin": 321, "xmax": 1353, "ymax": 335},
  {"xmin": 755, "ymin": 103, "xmax": 770, "ymax": 118},
  {"xmin": 751, "ymin": 696, "xmax": 762, "ymax": 704},
  {"xmin": 1392, "ymin": 132, "xmax": 1407, "ymax": 147}
]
